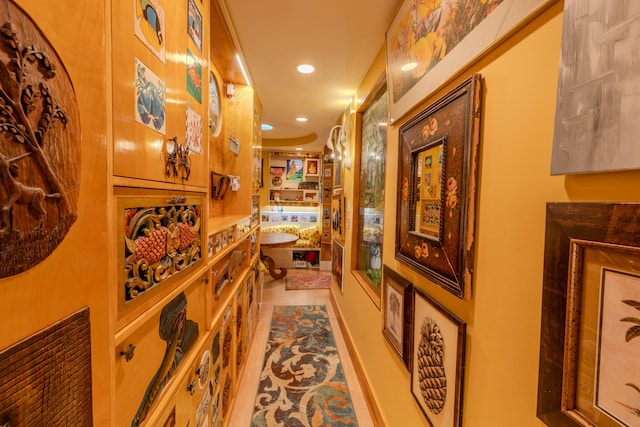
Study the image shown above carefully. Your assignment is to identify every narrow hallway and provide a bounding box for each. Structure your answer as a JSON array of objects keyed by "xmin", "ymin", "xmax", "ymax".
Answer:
[{"xmin": 229, "ymin": 269, "xmax": 375, "ymax": 426}]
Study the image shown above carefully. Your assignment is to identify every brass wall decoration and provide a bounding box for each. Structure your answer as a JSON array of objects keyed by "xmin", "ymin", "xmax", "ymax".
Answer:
[
  {"xmin": 164, "ymin": 136, "xmax": 190, "ymax": 181},
  {"xmin": 120, "ymin": 197, "xmax": 201, "ymax": 309},
  {"xmin": 0, "ymin": 308, "xmax": 92, "ymax": 425},
  {"xmin": 132, "ymin": 292, "xmax": 199, "ymax": 427},
  {"xmin": 0, "ymin": 2, "xmax": 81, "ymax": 278}
]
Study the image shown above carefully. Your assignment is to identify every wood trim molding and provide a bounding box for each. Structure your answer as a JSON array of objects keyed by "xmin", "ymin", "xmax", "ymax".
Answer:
[{"xmin": 329, "ymin": 291, "xmax": 385, "ymax": 427}]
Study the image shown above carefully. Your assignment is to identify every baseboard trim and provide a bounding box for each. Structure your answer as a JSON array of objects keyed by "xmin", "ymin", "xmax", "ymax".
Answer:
[{"xmin": 329, "ymin": 291, "xmax": 385, "ymax": 427}]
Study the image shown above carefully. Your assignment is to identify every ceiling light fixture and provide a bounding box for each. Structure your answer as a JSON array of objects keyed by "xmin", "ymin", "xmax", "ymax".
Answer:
[
  {"xmin": 296, "ymin": 117, "xmax": 307, "ymax": 122},
  {"xmin": 297, "ymin": 64, "xmax": 315, "ymax": 74},
  {"xmin": 261, "ymin": 123, "xmax": 273, "ymax": 131},
  {"xmin": 401, "ymin": 62, "xmax": 418, "ymax": 72},
  {"xmin": 235, "ymin": 53, "xmax": 252, "ymax": 86}
]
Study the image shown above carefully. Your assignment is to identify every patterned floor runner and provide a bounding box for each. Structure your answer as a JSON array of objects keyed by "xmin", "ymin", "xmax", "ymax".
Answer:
[
  {"xmin": 285, "ymin": 274, "xmax": 331, "ymax": 290},
  {"xmin": 251, "ymin": 305, "xmax": 358, "ymax": 427}
]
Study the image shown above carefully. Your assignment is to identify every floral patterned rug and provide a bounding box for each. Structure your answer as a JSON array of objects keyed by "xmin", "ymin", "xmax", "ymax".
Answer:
[
  {"xmin": 285, "ymin": 274, "xmax": 331, "ymax": 290},
  {"xmin": 251, "ymin": 305, "xmax": 358, "ymax": 427}
]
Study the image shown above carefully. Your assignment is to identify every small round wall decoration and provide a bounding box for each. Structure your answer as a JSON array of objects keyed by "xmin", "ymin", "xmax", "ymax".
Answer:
[{"xmin": 208, "ymin": 71, "xmax": 221, "ymax": 137}]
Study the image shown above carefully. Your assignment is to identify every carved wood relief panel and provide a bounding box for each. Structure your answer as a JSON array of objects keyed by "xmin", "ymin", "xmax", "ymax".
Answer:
[{"xmin": 0, "ymin": 1, "xmax": 81, "ymax": 277}]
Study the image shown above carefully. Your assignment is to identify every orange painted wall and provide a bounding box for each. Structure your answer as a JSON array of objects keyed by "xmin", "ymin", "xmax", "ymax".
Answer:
[{"xmin": 333, "ymin": 1, "xmax": 640, "ymax": 426}]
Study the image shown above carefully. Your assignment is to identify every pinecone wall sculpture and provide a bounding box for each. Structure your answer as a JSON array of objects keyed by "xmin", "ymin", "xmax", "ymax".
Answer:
[{"xmin": 417, "ymin": 316, "xmax": 447, "ymax": 414}]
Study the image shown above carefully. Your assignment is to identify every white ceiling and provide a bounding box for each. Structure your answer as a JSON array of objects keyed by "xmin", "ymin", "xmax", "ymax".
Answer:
[{"xmin": 223, "ymin": 0, "xmax": 401, "ymax": 151}]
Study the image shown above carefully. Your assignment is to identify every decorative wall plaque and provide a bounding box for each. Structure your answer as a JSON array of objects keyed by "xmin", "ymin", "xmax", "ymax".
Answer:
[
  {"xmin": 0, "ymin": 1, "xmax": 81, "ymax": 277},
  {"xmin": 0, "ymin": 308, "xmax": 92, "ymax": 425},
  {"xmin": 118, "ymin": 194, "xmax": 202, "ymax": 317}
]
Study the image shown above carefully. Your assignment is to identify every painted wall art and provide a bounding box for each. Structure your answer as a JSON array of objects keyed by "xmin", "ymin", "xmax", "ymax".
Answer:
[
  {"xmin": 596, "ymin": 269, "xmax": 640, "ymax": 426},
  {"xmin": 551, "ymin": 1, "xmax": 640, "ymax": 174},
  {"xmin": 382, "ymin": 265, "xmax": 413, "ymax": 369},
  {"xmin": 332, "ymin": 238, "xmax": 344, "ymax": 292},
  {"xmin": 186, "ymin": 104, "xmax": 202, "ymax": 154},
  {"xmin": 285, "ymin": 158, "xmax": 303, "ymax": 182},
  {"xmin": 186, "ymin": 49, "xmax": 202, "ymax": 103},
  {"xmin": 0, "ymin": 3, "xmax": 81, "ymax": 277},
  {"xmin": 386, "ymin": 0, "xmax": 552, "ymax": 120},
  {"xmin": 135, "ymin": 57, "xmax": 166, "ymax": 134},
  {"xmin": 187, "ymin": 0, "xmax": 202, "ymax": 52},
  {"xmin": 411, "ymin": 287, "xmax": 466, "ymax": 427},
  {"xmin": 134, "ymin": 0, "xmax": 165, "ymax": 62}
]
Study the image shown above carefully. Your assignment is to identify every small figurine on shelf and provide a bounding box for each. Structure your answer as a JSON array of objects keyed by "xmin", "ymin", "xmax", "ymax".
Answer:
[{"xmin": 272, "ymin": 191, "xmax": 281, "ymax": 201}]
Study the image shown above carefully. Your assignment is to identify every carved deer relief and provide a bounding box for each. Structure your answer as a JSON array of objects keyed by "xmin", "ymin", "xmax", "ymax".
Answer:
[{"xmin": 0, "ymin": 6, "xmax": 81, "ymax": 278}]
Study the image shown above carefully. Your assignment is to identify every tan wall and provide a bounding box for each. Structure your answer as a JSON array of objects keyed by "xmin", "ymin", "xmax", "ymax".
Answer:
[
  {"xmin": 0, "ymin": 0, "xmax": 111, "ymax": 425},
  {"xmin": 333, "ymin": 1, "xmax": 640, "ymax": 426}
]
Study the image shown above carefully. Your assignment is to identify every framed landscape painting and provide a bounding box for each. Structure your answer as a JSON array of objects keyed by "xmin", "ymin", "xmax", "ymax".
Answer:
[
  {"xmin": 386, "ymin": 0, "xmax": 553, "ymax": 120},
  {"xmin": 537, "ymin": 202, "xmax": 640, "ymax": 426}
]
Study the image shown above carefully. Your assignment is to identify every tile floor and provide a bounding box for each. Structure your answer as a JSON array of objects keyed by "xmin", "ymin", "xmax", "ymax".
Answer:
[{"xmin": 228, "ymin": 269, "xmax": 375, "ymax": 426}]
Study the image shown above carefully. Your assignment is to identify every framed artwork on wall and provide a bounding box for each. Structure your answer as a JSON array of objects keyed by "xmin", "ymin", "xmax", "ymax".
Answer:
[
  {"xmin": 537, "ymin": 202, "xmax": 640, "ymax": 426},
  {"xmin": 382, "ymin": 265, "xmax": 413, "ymax": 370},
  {"xmin": 332, "ymin": 239, "xmax": 344, "ymax": 292},
  {"xmin": 411, "ymin": 287, "xmax": 465, "ymax": 426},
  {"xmin": 187, "ymin": 0, "xmax": 202, "ymax": 51},
  {"xmin": 285, "ymin": 159, "xmax": 303, "ymax": 182},
  {"xmin": 395, "ymin": 74, "xmax": 482, "ymax": 300},
  {"xmin": 134, "ymin": 0, "xmax": 166, "ymax": 62},
  {"xmin": 385, "ymin": 0, "xmax": 552, "ymax": 120},
  {"xmin": 551, "ymin": 1, "xmax": 640, "ymax": 175}
]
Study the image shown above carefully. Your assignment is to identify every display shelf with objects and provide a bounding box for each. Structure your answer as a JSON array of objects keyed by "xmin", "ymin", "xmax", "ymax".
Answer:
[{"xmin": 268, "ymin": 152, "xmax": 322, "ymax": 206}]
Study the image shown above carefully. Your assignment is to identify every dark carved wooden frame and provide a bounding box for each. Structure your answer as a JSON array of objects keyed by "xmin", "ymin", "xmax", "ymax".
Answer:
[
  {"xmin": 381, "ymin": 265, "xmax": 413, "ymax": 370},
  {"xmin": 537, "ymin": 202, "xmax": 640, "ymax": 425},
  {"xmin": 395, "ymin": 74, "xmax": 482, "ymax": 299}
]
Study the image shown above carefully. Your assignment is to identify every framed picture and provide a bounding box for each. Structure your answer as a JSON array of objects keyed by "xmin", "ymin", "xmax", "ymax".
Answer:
[
  {"xmin": 395, "ymin": 74, "xmax": 482, "ymax": 300},
  {"xmin": 551, "ymin": 1, "xmax": 640, "ymax": 175},
  {"xmin": 304, "ymin": 158, "xmax": 320, "ymax": 176},
  {"xmin": 382, "ymin": 265, "xmax": 413, "ymax": 370},
  {"xmin": 411, "ymin": 287, "xmax": 465, "ymax": 426},
  {"xmin": 134, "ymin": 0, "xmax": 165, "ymax": 63},
  {"xmin": 537, "ymin": 202, "xmax": 640, "ymax": 426},
  {"xmin": 285, "ymin": 159, "xmax": 303, "ymax": 182},
  {"xmin": 187, "ymin": 0, "xmax": 202, "ymax": 51},
  {"xmin": 386, "ymin": 0, "xmax": 552, "ymax": 120},
  {"xmin": 332, "ymin": 239, "xmax": 344, "ymax": 292}
]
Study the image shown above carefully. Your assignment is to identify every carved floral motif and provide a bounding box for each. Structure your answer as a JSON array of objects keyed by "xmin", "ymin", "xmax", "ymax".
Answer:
[{"xmin": 124, "ymin": 203, "xmax": 201, "ymax": 301}]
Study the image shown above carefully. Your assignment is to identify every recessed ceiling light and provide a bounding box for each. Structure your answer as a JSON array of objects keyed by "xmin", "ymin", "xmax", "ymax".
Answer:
[
  {"xmin": 401, "ymin": 62, "xmax": 418, "ymax": 72},
  {"xmin": 296, "ymin": 117, "xmax": 308, "ymax": 122},
  {"xmin": 295, "ymin": 147, "xmax": 302, "ymax": 151},
  {"xmin": 261, "ymin": 123, "xmax": 273, "ymax": 131},
  {"xmin": 297, "ymin": 64, "xmax": 315, "ymax": 74}
]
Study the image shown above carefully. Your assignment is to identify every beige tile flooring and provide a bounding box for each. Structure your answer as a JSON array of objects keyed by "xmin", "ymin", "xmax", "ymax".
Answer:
[{"xmin": 228, "ymin": 269, "xmax": 375, "ymax": 426}]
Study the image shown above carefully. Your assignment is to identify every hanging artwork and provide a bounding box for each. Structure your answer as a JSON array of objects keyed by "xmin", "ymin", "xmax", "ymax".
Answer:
[
  {"xmin": 186, "ymin": 49, "xmax": 202, "ymax": 103},
  {"xmin": 551, "ymin": 1, "xmax": 640, "ymax": 174},
  {"xmin": 209, "ymin": 71, "xmax": 221, "ymax": 136},
  {"xmin": 411, "ymin": 287, "xmax": 466, "ymax": 426},
  {"xmin": 285, "ymin": 158, "xmax": 303, "ymax": 182},
  {"xmin": 134, "ymin": 0, "xmax": 165, "ymax": 62},
  {"xmin": 186, "ymin": 104, "xmax": 202, "ymax": 154},
  {"xmin": 118, "ymin": 194, "xmax": 202, "ymax": 318},
  {"xmin": 0, "ymin": 4, "xmax": 81, "ymax": 278},
  {"xmin": 537, "ymin": 202, "xmax": 640, "ymax": 426},
  {"xmin": 187, "ymin": 0, "xmax": 202, "ymax": 52},
  {"xmin": 132, "ymin": 292, "xmax": 199, "ymax": 427},
  {"xmin": 386, "ymin": 0, "xmax": 552, "ymax": 120},
  {"xmin": 135, "ymin": 58, "xmax": 166, "ymax": 134},
  {"xmin": 396, "ymin": 74, "xmax": 482, "ymax": 300}
]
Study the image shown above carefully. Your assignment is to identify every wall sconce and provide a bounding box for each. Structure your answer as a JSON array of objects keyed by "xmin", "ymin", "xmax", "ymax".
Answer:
[{"xmin": 326, "ymin": 125, "xmax": 343, "ymax": 153}]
